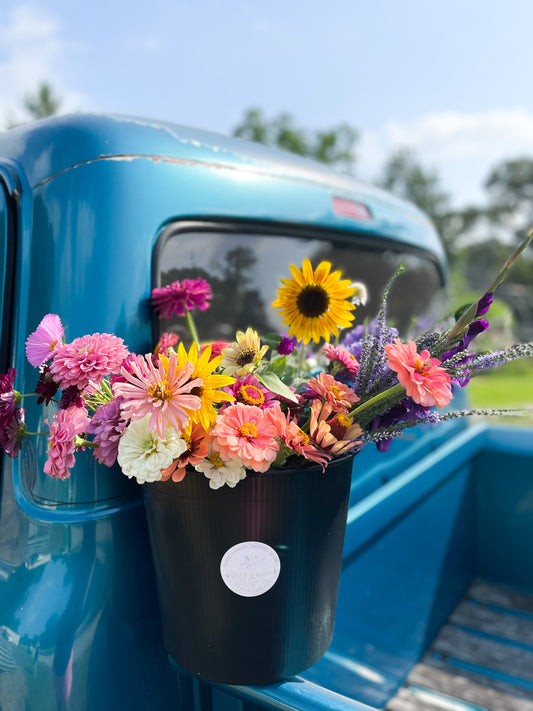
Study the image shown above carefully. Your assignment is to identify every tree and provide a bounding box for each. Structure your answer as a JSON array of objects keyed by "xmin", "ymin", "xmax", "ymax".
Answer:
[
  {"xmin": 484, "ymin": 157, "xmax": 533, "ymax": 242},
  {"xmin": 378, "ymin": 148, "xmax": 461, "ymax": 259},
  {"xmin": 5, "ymin": 81, "xmax": 62, "ymax": 129},
  {"xmin": 24, "ymin": 82, "xmax": 61, "ymax": 120},
  {"xmin": 232, "ymin": 108, "xmax": 358, "ymax": 174}
]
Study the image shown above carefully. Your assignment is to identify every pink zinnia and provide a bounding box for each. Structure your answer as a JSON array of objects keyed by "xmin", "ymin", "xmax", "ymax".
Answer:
[
  {"xmin": 154, "ymin": 332, "xmax": 179, "ymax": 356},
  {"xmin": 50, "ymin": 333, "xmax": 129, "ymax": 391},
  {"xmin": 212, "ymin": 402, "xmax": 279, "ymax": 473},
  {"xmin": 306, "ymin": 372, "xmax": 360, "ymax": 412},
  {"xmin": 385, "ymin": 338, "xmax": 453, "ymax": 408},
  {"xmin": 113, "ymin": 353, "xmax": 202, "ymax": 438},
  {"xmin": 199, "ymin": 341, "xmax": 231, "ymax": 359},
  {"xmin": 87, "ymin": 397, "xmax": 128, "ymax": 467},
  {"xmin": 151, "ymin": 278, "xmax": 212, "ymax": 319},
  {"xmin": 25, "ymin": 314, "xmax": 64, "ymax": 368},
  {"xmin": 323, "ymin": 343, "xmax": 359, "ymax": 376},
  {"xmin": 44, "ymin": 406, "xmax": 90, "ymax": 480}
]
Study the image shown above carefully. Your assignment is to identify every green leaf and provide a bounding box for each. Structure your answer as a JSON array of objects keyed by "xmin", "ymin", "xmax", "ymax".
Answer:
[
  {"xmin": 262, "ymin": 356, "xmax": 286, "ymax": 377},
  {"xmin": 262, "ymin": 333, "xmax": 283, "ymax": 349},
  {"xmin": 454, "ymin": 302, "xmax": 474, "ymax": 321},
  {"xmin": 258, "ymin": 371, "xmax": 299, "ymax": 403}
]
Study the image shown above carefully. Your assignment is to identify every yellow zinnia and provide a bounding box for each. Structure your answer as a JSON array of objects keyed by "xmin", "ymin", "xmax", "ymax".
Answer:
[
  {"xmin": 176, "ymin": 342, "xmax": 235, "ymax": 430},
  {"xmin": 272, "ymin": 259, "xmax": 357, "ymax": 344}
]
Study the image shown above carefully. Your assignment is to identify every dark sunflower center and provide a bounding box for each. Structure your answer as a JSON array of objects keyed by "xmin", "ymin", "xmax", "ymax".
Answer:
[
  {"xmin": 297, "ymin": 285, "xmax": 330, "ymax": 318},
  {"xmin": 235, "ymin": 348, "xmax": 257, "ymax": 367},
  {"xmin": 190, "ymin": 386, "xmax": 204, "ymax": 397}
]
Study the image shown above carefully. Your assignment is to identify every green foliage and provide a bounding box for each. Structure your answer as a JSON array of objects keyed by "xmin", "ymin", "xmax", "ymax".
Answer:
[
  {"xmin": 232, "ymin": 108, "xmax": 358, "ymax": 173},
  {"xmin": 24, "ymin": 82, "xmax": 61, "ymax": 120}
]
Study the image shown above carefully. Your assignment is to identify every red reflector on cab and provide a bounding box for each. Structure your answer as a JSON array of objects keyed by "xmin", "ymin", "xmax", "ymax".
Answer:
[{"xmin": 332, "ymin": 196, "xmax": 371, "ymax": 221}]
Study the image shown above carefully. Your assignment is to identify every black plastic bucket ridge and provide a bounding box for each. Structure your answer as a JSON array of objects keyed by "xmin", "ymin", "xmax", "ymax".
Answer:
[{"xmin": 144, "ymin": 454, "xmax": 354, "ymax": 685}]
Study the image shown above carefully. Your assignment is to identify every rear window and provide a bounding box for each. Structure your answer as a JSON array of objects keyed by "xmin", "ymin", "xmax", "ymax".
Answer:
[{"xmin": 154, "ymin": 224, "xmax": 444, "ymax": 344}]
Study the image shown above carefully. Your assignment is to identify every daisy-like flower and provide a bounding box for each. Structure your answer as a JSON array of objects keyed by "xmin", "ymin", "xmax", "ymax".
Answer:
[
  {"xmin": 87, "ymin": 397, "xmax": 128, "ymax": 467},
  {"xmin": 212, "ymin": 402, "xmax": 279, "ymax": 473},
  {"xmin": 385, "ymin": 338, "xmax": 453, "ymax": 408},
  {"xmin": 44, "ymin": 406, "xmax": 90, "ymax": 480},
  {"xmin": 223, "ymin": 374, "xmax": 277, "ymax": 410},
  {"xmin": 309, "ymin": 401, "xmax": 363, "ymax": 456},
  {"xmin": 272, "ymin": 259, "xmax": 357, "ymax": 344},
  {"xmin": 323, "ymin": 343, "xmax": 360, "ymax": 381},
  {"xmin": 117, "ymin": 415, "xmax": 186, "ymax": 484},
  {"xmin": 266, "ymin": 403, "xmax": 331, "ymax": 470},
  {"xmin": 176, "ymin": 342, "xmax": 235, "ymax": 430},
  {"xmin": 160, "ymin": 422, "xmax": 210, "ymax": 482},
  {"xmin": 113, "ymin": 353, "xmax": 202, "ymax": 439},
  {"xmin": 220, "ymin": 328, "xmax": 269, "ymax": 376},
  {"xmin": 195, "ymin": 444, "xmax": 247, "ymax": 489},
  {"xmin": 25, "ymin": 314, "xmax": 64, "ymax": 368},
  {"xmin": 50, "ymin": 333, "xmax": 129, "ymax": 391},
  {"xmin": 305, "ymin": 372, "xmax": 360, "ymax": 412},
  {"xmin": 350, "ymin": 281, "xmax": 368, "ymax": 307},
  {"xmin": 151, "ymin": 278, "xmax": 212, "ymax": 319}
]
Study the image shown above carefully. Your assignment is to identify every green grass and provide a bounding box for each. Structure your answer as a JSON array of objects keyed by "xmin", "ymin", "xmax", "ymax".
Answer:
[{"xmin": 467, "ymin": 359, "xmax": 533, "ymax": 424}]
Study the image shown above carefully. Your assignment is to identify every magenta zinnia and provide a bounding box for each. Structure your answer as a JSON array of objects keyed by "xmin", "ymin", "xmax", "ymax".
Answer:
[
  {"xmin": 113, "ymin": 353, "xmax": 203, "ymax": 438},
  {"xmin": 50, "ymin": 333, "xmax": 129, "ymax": 391},
  {"xmin": 151, "ymin": 278, "xmax": 212, "ymax": 319}
]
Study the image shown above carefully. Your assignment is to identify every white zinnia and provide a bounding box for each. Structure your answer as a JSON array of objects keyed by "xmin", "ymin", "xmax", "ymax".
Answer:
[
  {"xmin": 195, "ymin": 451, "xmax": 246, "ymax": 490},
  {"xmin": 117, "ymin": 415, "xmax": 186, "ymax": 484}
]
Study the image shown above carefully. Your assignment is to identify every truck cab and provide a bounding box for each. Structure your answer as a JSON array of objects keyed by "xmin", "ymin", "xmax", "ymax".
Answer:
[{"xmin": 0, "ymin": 114, "xmax": 454, "ymax": 710}]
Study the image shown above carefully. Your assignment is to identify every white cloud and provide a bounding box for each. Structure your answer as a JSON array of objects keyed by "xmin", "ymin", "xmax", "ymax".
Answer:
[
  {"xmin": 359, "ymin": 109, "xmax": 533, "ymax": 208},
  {"xmin": 0, "ymin": 4, "xmax": 85, "ymax": 128}
]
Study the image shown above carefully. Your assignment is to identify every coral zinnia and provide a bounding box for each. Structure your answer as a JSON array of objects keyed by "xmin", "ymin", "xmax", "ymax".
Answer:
[
  {"xmin": 220, "ymin": 328, "xmax": 268, "ymax": 376},
  {"xmin": 113, "ymin": 353, "xmax": 202, "ymax": 439},
  {"xmin": 309, "ymin": 401, "xmax": 363, "ymax": 456},
  {"xmin": 151, "ymin": 278, "xmax": 212, "ymax": 319},
  {"xmin": 272, "ymin": 259, "xmax": 357, "ymax": 344},
  {"xmin": 305, "ymin": 372, "xmax": 360, "ymax": 411},
  {"xmin": 160, "ymin": 422, "xmax": 210, "ymax": 482},
  {"xmin": 176, "ymin": 342, "xmax": 235, "ymax": 430},
  {"xmin": 50, "ymin": 333, "xmax": 129, "ymax": 390},
  {"xmin": 385, "ymin": 338, "xmax": 453, "ymax": 409},
  {"xmin": 212, "ymin": 402, "xmax": 279, "ymax": 473}
]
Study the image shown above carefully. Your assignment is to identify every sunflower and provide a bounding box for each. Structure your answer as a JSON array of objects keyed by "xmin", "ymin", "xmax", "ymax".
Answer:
[
  {"xmin": 272, "ymin": 259, "xmax": 357, "ymax": 344},
  {"xmin": 219, "ymin": 328, "xmax": 269, "ymax": 376},
  {"xmin": 175, "ymin": 342, "xmax": 235, "ymax": 429}
]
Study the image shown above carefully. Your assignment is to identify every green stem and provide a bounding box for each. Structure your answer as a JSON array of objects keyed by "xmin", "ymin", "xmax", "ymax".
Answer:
[
  {"xmin": 445, "ymin": 229, "xmax": 533, "ymax": 344},
  {"xmin": 185, "ymin": 310, "xmax": 200, "ymax": 349},
  {"xmin": 297, "ymin": 341, "xmax": 305, "ymax": 378},
  {"xmin": 348, "ymin": 383, "xmax": 405, "ymax": 418},
  {"xmin": 25, "ymin": 431, "xmax": 48, "ymax": 436}
]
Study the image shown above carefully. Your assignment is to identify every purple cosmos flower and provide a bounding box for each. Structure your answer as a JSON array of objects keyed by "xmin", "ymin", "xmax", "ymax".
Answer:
[
  {"xmin": 151, "ymin": 278, "xmax": 212, "ymax": 319},
  {"xmin": 25, "ymin": 314, "xmax": 64, "ymax": 368}
]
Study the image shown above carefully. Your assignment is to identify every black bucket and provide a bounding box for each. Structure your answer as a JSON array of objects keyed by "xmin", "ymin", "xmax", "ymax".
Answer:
[{"xmin": 144, "ymin": 454, "xmax": 354, "ymax": 685}]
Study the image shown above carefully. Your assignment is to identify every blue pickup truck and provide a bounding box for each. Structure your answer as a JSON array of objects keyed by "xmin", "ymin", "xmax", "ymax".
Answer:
[{"xmin": 0, "ymin": 114, "xmax": 531, "ymax": 711}]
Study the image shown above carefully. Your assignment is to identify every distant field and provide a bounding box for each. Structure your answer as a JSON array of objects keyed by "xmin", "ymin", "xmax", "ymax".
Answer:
[{"xmin": 466, "ymin": 358, "xmax": 533, "ymax": 424}]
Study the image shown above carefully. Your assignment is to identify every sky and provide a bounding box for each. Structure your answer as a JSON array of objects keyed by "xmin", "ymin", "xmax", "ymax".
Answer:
[{"xmin": 2, "ymin": 0, "xmax": 533, "ymax": 209}]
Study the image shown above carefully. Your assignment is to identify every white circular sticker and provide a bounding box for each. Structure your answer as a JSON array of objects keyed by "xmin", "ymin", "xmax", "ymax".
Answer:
[{"xmin": 220, "ymin": 541, "xmax": 281, "ymax": 597}]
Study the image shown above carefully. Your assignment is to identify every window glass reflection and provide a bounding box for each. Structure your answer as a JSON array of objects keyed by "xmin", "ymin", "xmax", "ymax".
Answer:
[{"xmin": 157, "ymin": 231, "xmax": 443, "ymax": 344}]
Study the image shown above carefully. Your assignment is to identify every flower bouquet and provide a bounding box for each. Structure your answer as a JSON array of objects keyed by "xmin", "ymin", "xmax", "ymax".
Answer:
[{"xmin": 2, "ymin": 232, "xmax": 532, "ymax": 684}]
